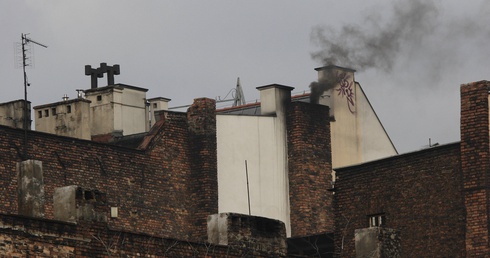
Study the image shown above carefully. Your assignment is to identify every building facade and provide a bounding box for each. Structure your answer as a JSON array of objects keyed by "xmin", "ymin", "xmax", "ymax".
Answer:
[
  {"xmin": 333, "ymin": 81, "xmax": 490, "ymax": 257},
  {"xmin": 3, "ymin": 63, "xmax": 486, "ymax": 257}
]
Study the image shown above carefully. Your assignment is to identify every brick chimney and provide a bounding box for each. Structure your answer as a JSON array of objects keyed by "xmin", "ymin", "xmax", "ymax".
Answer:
[
  {"xmin": 187, "ymin": 98, "xmax": 218, "ymax": 241},
  {"xmin": 286, "ymin": 101, "xmax": 333, "ymax": 237},
  {"xmin": 460, "ymin": 81, "xmax": 490, "ymax": 256}
]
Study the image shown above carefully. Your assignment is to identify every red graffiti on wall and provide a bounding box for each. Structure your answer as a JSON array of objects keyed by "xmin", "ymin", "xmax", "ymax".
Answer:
[{"xmin": 336, "ymin": 72, "xmax": 355, "ymax": 113}]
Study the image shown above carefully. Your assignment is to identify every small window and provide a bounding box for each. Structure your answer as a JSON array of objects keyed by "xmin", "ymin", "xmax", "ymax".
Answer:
[
  {"xmin": 51, "ymin": 108, "xmax": 57, "ymax": 116},
  {"xmin": 97, "ymin": 95, "xmax": 102, "ymax": 101},
  {"xmin": 67, "ymin": 105, "xmax": 72, "ymax": 113},
  {"xmin": 44, "ymin": 109, "xmax": 49, "ymax": 117},
  {"xmin": 84, "ymin": 190, "xmax": 95, "ymax": 200},
  {"xmin": 153, "ymin": 103, "xmax": 157, "ymax": 109},
  {"xmin": 38, "ymin": 110, "xmax": 42, "ymax": 118},
  {"xmin": 369, "ymin": 214, "xmax": 386, "ymax": 227}
]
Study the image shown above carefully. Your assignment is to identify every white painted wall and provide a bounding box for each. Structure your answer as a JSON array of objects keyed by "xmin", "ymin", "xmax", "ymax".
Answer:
[
  {"xmin": 218, "ymin": 85, "xmax": 293, "ymax": 236},
  {"xmin": 86, "ymin": 88, "xmax": 116, "ymax": 136},
  {"xmin": 0, "ymin": 100, "xmax": 29, "ymax": 129},
  {"xmin": 86, "ymin": 85, "xmax": 148, "ymax": 136},
  {"xmin": 148, "ymin": 97, "xmax": 171, "ymax": 128},
  {"xmin": 217, "ymin": 114, "xmax": 291, "ymax": 236},
  {"xmin": 34, "ymin": 100, "xmax": 91, "ymax": 140},
  {"xmin": 317, "ymin": 66, "xmax": 397, "ymax": 168},
  {"xmin": 119, "ymin": 88, "xmax": 147, "ymax": 135},
  {"xmin": 356, "ymin": 83, "xmax": 397, "ymax": 162}
]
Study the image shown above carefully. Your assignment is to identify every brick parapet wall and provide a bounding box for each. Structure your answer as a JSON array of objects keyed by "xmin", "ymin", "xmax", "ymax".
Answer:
[
  {"xmin": 286, "ymin": 102, "xmax": 333, "ymax": 237},
  {"xmin": 460, "ymin": 81, "xmax": 490, "ymax": 256},
  {"xmin": 334, "ymin": 144, "xmax": 465, "ymax": 257},
  {"xmin": 0, "ymin": 213, "xmax": 285, "ymax": 257},
  {"xmin": 0, "ymin": 98, "xmax": 219, "ymax": 242}
]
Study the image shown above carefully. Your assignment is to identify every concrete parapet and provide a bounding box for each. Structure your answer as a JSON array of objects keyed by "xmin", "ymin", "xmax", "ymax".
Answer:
[
  {"xmin": 207, "ymin": 213, "xmax": 287, "ymax": 255},
  {"xmin": 355, "ymin": 227, "xmax": 401, "ymax": 258}
]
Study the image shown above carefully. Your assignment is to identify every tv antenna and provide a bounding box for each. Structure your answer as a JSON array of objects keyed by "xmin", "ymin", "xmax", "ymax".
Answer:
[
  {"xmin": 214, "ymin": 77, "xmax": 246, "ymax": 107},
  {"xmin": 19, "ymin": 33, "xmax": 47, "ymax": 158}
]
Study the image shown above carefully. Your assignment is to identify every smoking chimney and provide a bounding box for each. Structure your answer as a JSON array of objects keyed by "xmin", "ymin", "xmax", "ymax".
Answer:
[{"xmin": 311, "ymin": 65, "xmax": 356, "ymax": 116}]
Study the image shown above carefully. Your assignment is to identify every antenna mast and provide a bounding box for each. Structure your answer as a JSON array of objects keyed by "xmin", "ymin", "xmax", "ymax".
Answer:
[
  {"xmin": 233, "ymin": 77, "xmax": 246, "ymax": 107},
  {"xmin": 21, "ymin": 33, "xmax": 47, "ymax": 159}
]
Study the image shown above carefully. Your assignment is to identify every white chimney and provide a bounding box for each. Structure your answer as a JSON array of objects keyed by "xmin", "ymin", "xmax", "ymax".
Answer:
[
  {"xmin": 314, "ymin": 65, "xmax": 357, "ymax": 119},
  {"xmin": 256, "ymin": 84, "xmax": 294, "ymax": 118}
]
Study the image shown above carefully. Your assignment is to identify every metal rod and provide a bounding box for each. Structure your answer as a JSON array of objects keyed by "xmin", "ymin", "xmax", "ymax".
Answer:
[
  {"xmin": 22, "ymin": 34, "xmax": 28, "ymax": 159},
  {"xmin": 245, "ymin": 160, "xmax": 251, "ymax": 215},
  {"xmin": 25, "ymin": 38, "xmax": 48, "ymax": 48},
  {"xmin": 21, "ymin": 33, "xmax": 47, "ymax": 160}
]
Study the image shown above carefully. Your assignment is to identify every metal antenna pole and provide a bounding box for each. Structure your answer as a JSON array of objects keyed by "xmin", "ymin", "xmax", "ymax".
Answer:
[
  {"xmin": 21, "ymin": 34, "xmax": 28, "ymax": 158},
  {"xmin": 245, "ymin": 160, "xmax": 251, "ymax": 215},
  {"xmin": 21, "ymin": 33, "xmax": 47, "ymax": 159},
  {"xmin": 22, "ymin": 35, "xmax": 27, "ymax": 127},
  {"xmin": 233, "ymin": 77, "xmax": 246, "ymax": 107}
]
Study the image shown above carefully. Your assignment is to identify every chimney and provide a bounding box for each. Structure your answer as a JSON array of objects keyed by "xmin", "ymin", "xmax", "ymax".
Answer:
[
  {"xmin": 17, "ymin": 160, "xmax": 44, "ymax": 218},
  {"xmin": 256, "ymin": 84, "xmax": 294, "ymax": 118},
  {"xmin": 460, "ymin": 81, "xmax": 490, "ymax": 256},
  {"xmin": 148, "ymin": 97, "xmax": 171, "ymax": 129},
  {"xmin": 187, "ymin": 98, "xmax": 218, "ymax": 240},
  {"xmin": 53, "ymin": 185, "xmax": 107, "ymax": 223},
  {"xmin": 313, "ymin": 65, "xmax": 356, "ymax": 116}
]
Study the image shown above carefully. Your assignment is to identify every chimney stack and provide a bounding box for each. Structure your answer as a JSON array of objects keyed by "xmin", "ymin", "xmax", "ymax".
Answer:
[
  {"xmin": 256, "ymin": 84, "xmax": 294, "ymax": 118},
  {"xmin": 313, "ymin": 65, "xmax": 356, "ymax": 115}
]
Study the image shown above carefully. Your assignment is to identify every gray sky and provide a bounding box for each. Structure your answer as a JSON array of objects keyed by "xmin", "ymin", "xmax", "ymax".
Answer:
[{"xmin": 1, "ymin": 0, "xmax": 489, "ymax": 153}]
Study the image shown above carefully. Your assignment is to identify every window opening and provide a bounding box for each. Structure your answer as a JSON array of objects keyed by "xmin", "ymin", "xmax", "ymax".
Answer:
[{"xmin": 368, "ymin": 213, "xmax": 386, "ymax": 227}]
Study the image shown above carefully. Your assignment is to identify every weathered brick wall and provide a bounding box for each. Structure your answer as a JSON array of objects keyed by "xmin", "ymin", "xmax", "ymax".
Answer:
[
  {"xmin": 460, "ymin": 81, "xmax": 490, "ymax": 256},
  {"xmin": 187, "ymin": 98, "xmax": 218, "ymax": 241},
  {"xmin": 334, "ymin": 144, "xmax": 465, "ymax": 257},
  {"xmin": 287, "ymin": 101, "xmax": 333, "ymax": 237},
  {"xmin": 0, "ymin": 98, "xmax": 218, "ymax": 242},
  {"xmin": 0, "ymin": 214, "xmax": 285, "ymax": 257}
]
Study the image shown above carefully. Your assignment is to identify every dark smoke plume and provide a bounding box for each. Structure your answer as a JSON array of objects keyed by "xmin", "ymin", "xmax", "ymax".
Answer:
[
  {"xmin": 310, "ymin": 0, "xmax": 439, "ymax": 72},
  {"xmin": 309, "ymin": 69, "xmax": 337, "ymax": 104},
  {"xmin": 309, "ymin": 0, "xmax": 440, "ymax": 103}
]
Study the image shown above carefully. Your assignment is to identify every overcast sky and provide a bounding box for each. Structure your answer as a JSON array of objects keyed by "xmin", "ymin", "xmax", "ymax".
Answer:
[{"xmin": 1, "ymin": 0, "xmax": 490, "ymax": 153}]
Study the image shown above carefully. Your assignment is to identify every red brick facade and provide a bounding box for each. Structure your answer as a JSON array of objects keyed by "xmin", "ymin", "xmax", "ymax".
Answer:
[
  {"xmin": 5, "ymin": 79, "xmax": 490, "ymax": 257},
  {"xmin": 287, "ymin": 101, "xmax": 334, "ymax": 237},
  {"xmin": 461, "ymin": 81, "xmax": 490, "ymax": 256},
  {"xmin": 333, "ymin": 81, "xmax": 490, "ymax": 257},
  {"xmin": 334, "ymin": 144, "xmax": 465, "ymax": 257},
  {"xmin": 0, "ymin": 214, "xmax": 284, "ymax": 257},
  {"xmin": 0, "ymin": 98, "xmax": 217, "ymax": 242}
]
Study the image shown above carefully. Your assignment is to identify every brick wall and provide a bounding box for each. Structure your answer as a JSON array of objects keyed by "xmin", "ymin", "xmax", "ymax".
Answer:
[
  {"xmin": 287, "ymin": 101, "xmax": 334, "ymax": 237},
  {"xmin": 0, "ymin": 98, "xmax": 218, "ymax": 242},
  {"xmin": 460, "ymin": 81, "xmax": 490, "ymax": 256},
  {"xmin": 187, "ymin": 98, "xmax": 218, "ymax": 241},
  {"xmin": 334, "ymin": 144, "xmax": 465, "ymax": 257},
  {"xmin": 0, "ymin": 213, "xmax": 285, "ymax": 257}
]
